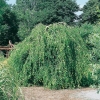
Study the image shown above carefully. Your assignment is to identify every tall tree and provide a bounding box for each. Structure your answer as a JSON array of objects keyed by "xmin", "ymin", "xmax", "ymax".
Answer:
[
  {"xmin": 0, "ymin": 9, "xmax": 19, "ymax": 45},
  {"xmin": 80, "ymin": 0, "xmax": 100, "ymax": 24},
  {"xmin": 0, "ymin": 0, "xmax": 7, "ymax": 31},
  {"xmin": 14, "ymin": 0, "xmax": 36, "ymax": 40},
  {"xmin": 14, "ymin": 0, "xmax": 79, "ymax": 41},
  {"xmin": 0, "ymin": 0, "xmax": 19, "ymax": 45},
  {"xmin": 34, "ymin": 0, "xmax": 79, "ymax": 25}
]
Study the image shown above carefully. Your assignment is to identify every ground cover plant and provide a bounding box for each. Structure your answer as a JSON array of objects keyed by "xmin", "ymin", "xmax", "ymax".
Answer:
[{"xmin": 8, "ymin": 23, "xmax": 91, "ymax": 89}]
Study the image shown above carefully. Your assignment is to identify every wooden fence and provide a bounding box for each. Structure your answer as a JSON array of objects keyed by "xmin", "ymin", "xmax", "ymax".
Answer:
[{"xmin": 0, "ymin": 46, "xmax": 13, "ymax": 58}]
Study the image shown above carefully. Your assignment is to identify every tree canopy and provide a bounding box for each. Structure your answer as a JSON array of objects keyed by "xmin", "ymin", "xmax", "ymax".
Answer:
[
  {"xmin": 14, "ymin": 0, "xmax": 79, "ymax": 40},
  {"xmin": 80, "ymin": 0, "xmax": 100, "ymax": 24},
  {"xmin": 34, "ymin": 0, "xmax": 79, "ymax": 25},
  {"xmin": 0, "ymin": 0, "xmax": 19, "ymax": 45}
]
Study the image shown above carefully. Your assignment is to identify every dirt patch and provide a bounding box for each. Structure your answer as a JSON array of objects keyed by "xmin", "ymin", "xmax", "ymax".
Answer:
[{"xmin": 21, "ymin": 87, "xmax": 100, "ymax": 100}]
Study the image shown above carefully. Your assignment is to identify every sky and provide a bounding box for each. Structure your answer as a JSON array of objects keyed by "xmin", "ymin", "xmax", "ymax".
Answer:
[
  {"xmin": 76, "ymin": 0, "xmax": 89, "ymax": 8},
  {"xmin": 6, "ymin": 0, "xmax": 16, "ymax": 5},
  {"xmin": 76, "ymin": 0, "xmax": 89, "ymax": 15}
]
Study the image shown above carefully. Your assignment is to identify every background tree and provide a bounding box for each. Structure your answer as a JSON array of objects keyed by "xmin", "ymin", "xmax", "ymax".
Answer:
[
  {"xmin": 0, "ymin": 0, "xmax": 7, "ymax": 39},
  {"xmin": 14, "ymin": 0, "xmax": 79, "ymax": 41},
  {"xmin": 0, "ymin": 0, "xmax": 19, "ymax": 46},
  {"xmin": 0, "ymin": 0, "xmax": 7, "ymax": 21},
  {"xmin": 85, "ymin": 24, "xmax": 100, "ymax": 63},
  {"xmin": 13, "ymin": 0, "xmax": 36, "ymax": 40},
  {"xmin": 80, "ymin": 0, "xmax": 100, "ymax": 24},
  {"xmin": 34, "ymin": 0, "xmax": 79, "ymax": 25}
]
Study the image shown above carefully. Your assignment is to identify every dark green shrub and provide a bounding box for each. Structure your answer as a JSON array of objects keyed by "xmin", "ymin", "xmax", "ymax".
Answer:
[
  {"xmin": 9, "ymin": 23, "xmax": 89, "ymax": 89},
  {"xmin": 79, "ymin": 23, "xmax": 93, "ymax": 39},
  {"xmin": 80, "ymin": 72, "xmax": 94, "ymax": 87}
]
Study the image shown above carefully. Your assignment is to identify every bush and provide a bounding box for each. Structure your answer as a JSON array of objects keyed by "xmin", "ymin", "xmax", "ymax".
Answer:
[
  {"xmin": 9, "ymin": 23, "xmax": 90, "ymax": 89},
  {"xmin": 87, "ymin": 25, "xmax": 100, "ymax": 63},
  {"xmin": 0, "ymin": 62, "xmax": 23, "ymax": 100},
  {"xmin": 91, "ymin": 64, "xmax": 100, "ymax": 85},
  {"xmin": 0, "ymin": 51, "xmax": 5, "ymax": 61}
]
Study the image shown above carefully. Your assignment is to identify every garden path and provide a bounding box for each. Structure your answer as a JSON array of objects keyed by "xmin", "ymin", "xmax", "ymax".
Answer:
[{"xmin": 21, "ymin": 87, "xmax": 100, "ymax": 100}]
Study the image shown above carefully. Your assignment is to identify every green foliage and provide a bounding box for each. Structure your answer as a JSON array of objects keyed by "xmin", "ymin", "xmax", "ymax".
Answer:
[
  {"xmin": 79, "ymin": 23, "xmax": 93, "ymax": 39},
  {"xmin": 9, "ymin": 23, "xmax": 89, "ymax": 89},
  {"xmin": 80, "ymin": 0, "xmax": 100, "ymax": 24},
  {"xmin": 85, "ymin": 24, "xmax": 100, "ymax": 63},
  {"xmin": 79, "ymin": 23, "xmax": 94, "ymax": 51},
  {"xmin": 14, "ymin": 0, "xmax": 79, "ymax": 40},
  {"xmin": 14, "ymin": 0, "xmax": 37, "ymax": 41},
  {"xmin": 89, "ymin": 64, "xmax": 100, "ymax": 93},
  {"xmin": 78, "ymin": 23, "xmax": 100, "ymax": 90},
  {"xmin": 0, "ymin": 63, "xmax": 23, "ymax": 100},
  {"xmin": 0, "ymin": 0, "xmax": 7, "ymax": 22},
  {"xmin": 35, "ymin": 0, "xmax": 79, "ymax": 25},
  {"xmin": 0, "ymin": 0, "xmax": 7, "ymax": 39},
  {"xmin": 17, "ymin": 22, "xmax": 31, "ymax": 41},
  {"xmin": 89, "ymin": 64, "xmax": 100, "ymax": 86},
  {"xmin": 0, "ymin": 1, "xmax": 20, "ymax": 46},
  {"xmin": 0, "ymin": 51, "xmax": 5, "ymax": 61},
  {"xmin": 0, "ymin": 9, "xmax": 19, "ymax": 45},
  {"xmin": 80, "ymin": 72, "xmax": 94, "ymax": 87}
]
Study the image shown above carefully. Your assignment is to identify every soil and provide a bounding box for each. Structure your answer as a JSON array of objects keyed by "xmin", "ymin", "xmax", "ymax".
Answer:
[{"xmin": 21, "ymin": 86, "xmax": 100, "ymax": 100}]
